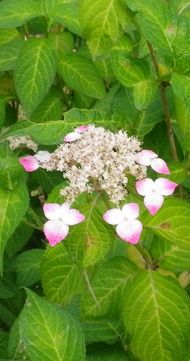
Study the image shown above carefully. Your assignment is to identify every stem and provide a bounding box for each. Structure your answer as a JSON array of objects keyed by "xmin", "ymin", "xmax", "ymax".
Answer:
[{"xmin": 147, "ymin": 42, "xmax": 178, "ymax": 161}]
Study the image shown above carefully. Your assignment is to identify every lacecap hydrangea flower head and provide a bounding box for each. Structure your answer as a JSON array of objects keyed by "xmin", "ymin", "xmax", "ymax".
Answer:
[{"xmin": 18, "ymin": 125, "xmax": 178, "ymax": 246}]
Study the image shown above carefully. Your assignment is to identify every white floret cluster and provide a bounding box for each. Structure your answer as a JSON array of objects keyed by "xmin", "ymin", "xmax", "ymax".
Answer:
[
  {"xmin": 8, "ymin": 135, "xmax": 38, "ymax": 152},
  {"xmin": 42, "ymin": 125, "xmax": 147, "ymax": 204}
]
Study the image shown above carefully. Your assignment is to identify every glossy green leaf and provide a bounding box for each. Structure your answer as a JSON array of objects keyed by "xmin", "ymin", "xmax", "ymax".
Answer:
[
  {"xmin": 80, "ymin": 0, "xmax": 127, "ymax": 57},
  {"xmin": 0, "ymin": 28, "xmax": 19, "ymax": 47},
  {"xmin": 0, "ymin": 0, "xmax": 41, "ymax": 29},
  {"xmin": 15, "ymin": 38, "xmax": 56, "ymax": 115},
  {"xmin": 19, "ymin": 289, "xmax": 86, "ymax": 361},
  {"xmin": 82, "ymin": 256, "xmax": 137, "ymax": 318},
  {"xmin": 58, "ymin": 54, "xmax": 106, "ymax": 99},
  {"xmin": 112, "ymin": 55, "xmax": 150, "ymax": 87},
  {"xmin": 30, "ymin": 88, "xmax": 63, "ymax": 122},
  {"xmin": 144, "ymin": 198, "xmax": 190, "ymax": 248},
  {"xmin": 43, "ymin": 0, "xmax": 82, "ymax": 35},
  {"xmin": 123, "ymin": 270, "xmax": 190, "ymax": 361},
  {"xmin": 16, "ymin": 249, "xmax": 44, "ymax": 287},
  {"xmin": 133, "ymin": 79, "xmax": 157, "ymax": 111},
  {"xmin": 151, "ymin": 236, "xmax": 190, "ymax": 273},
  {"xmin": 41, "ymin": 243, "xmax": 82, "ymax": 305},
  {"xmin": 125, "ymin": 0, "xmax": 174, "ymax": 54},
  {"xmin": 0, "ymin": 39, "xmax": 24, "ymax": 71},
  {"xmin": 67, "ymin": 193, "xmax": 114, "ymax": 267},
  {"xmin": 0, "ymin": 182, "xmax": 29, "ymax": 274}
]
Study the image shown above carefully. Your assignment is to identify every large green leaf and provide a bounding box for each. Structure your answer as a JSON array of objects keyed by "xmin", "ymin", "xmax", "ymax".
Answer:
[
  {"xmin": 0, "ymin": 182, "xmax": 29, "ymax": 274},
  {"xmin": 81, "ymin": 256, "xmax": 137, "ymax": 318},
  {"xmin": 16, "ymin": 249, "xmax": 44, "ymax": 287},
  {"xmin": 125, "ymin": 0, "xmax": 174, "ymax": 54},
  {"xmin": 112, "ymin": 55, "xmax": 150, "ymax": 87},
  {"xmin": 14, "ymin": 38, "xmax": 56, "ymax": 115},
  {"xmin": 83, "ymin": 319, "xmax": 120, "ymax": 344},
  {"xmin": 0, "ymin": 330, "xmax": 9, "ymax": 360},
  {"xmin": 43, "ymin": 0, "xmax": 82, "ymax": 35},
  {"xmin": 174, "ymin": 96, "xmax": 190, "ymax": 152},
  {"xmin": 151, "ymin": 236, "xmax": 190, "ymax": 273},
  {"xmin": 19, "ymin": 289, "xmax": 86, "ymax": 361},
  {"xmin": 80, "ymin": 0, "xmax": 127, "ymax": 57},
  {"xmin": 0, "ymin": 39, "xmax": 24, "ymax": 71},
  {"xmin": 30, "ymin": 88, "xmax": 63, "ymax": 122},
  {"xmin": 0, "ymin": 0, "xmax": 41, "ymax": 28},
  {"xmin": 144, "ymin": 198, "xmax": 190, "ymax": 248},
  {"xmin": 1, "ymin": 114, "xmax": 115, "ymax": 145},
  {"xmin": 41, "ymin": 243, "xmax": 82, "ymax": 305},
  {"xmin": 58, "ymin": 54, "xmax": 106, "ymax": 99},
  {"xmin": 171, "ymin": 72, "xmax": 190, "ymax": 101},
  {"xmin": 123, "ymin": 270, "xmax": 190, "ymax": 361},
  {"xmin": 0, "ymin": 28, "xmax": 19, "ymax": 47},
  {"xmin": 66, "ymin": 193, "xmax": 114, "ymax": 268}
]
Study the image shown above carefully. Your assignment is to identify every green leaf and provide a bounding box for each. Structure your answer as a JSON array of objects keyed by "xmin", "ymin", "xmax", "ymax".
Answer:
[
  {"xmin": 83, "ymin": 319, "xmax": 120, "ymax": 344},
  {"xmin": 80, "ymin": 0, "xmax": 127, "ymax": 57},
  {"xmin": 0, "ymin": 28, "xmax": 19, "ymax": 47},
  {"xmin": 125, "ymin": 0, "xmax": 174, "ymax": 54},
  {"xmin": 14, "ymin": 38, "xmax": 56, "ymax": 116},
  {"xmin": 81, "ymin": 256, "xmax": 137, "ymax": 318},
  {"xmin": 151, "ymin": 236, "xmax": 190, "ymax": 273},
  {"xmin": 1, "ymin": 113, "xmax": 116, "ymax": 145},
  {"xmin": 6, "ymin": 222, "xmax": 33, "ymax": 257},
  {"xmin": 58, "ymin": 54, "xmax": 106, "ymax": 99},
  {"xmin": 0, "ymin": 330, "xmax": 9, "ymax": 359},
  {"xmin": 0, "ymin": 0, "xmax": 41, "ymax": 29},
  {"xmin": 144, "ymin": 198, "xmax": 190, "ymax": 248},
  {"xmin": 67, "ymin": 193, "xmax": 114, "ymax": 268},
  {"xmin": 20, "ymin": 289, "xmax": 86, "ymax": 361},
  {"xmin": 171, "ymin": 72, "xmax": 190, "ymax": 101},
  {"xmin": 41, "ymin": 243, "xmax": 82, "ymax": 305},
  {"xmin": 0, "ymin": 303, "xmax": 15, "ymax": 327},
  {"xmin": 48, "ymin": 32, "xmax": 74, "ymax": 60},
  {"xmin": 0, "ymin": 182, "xmax": 29, "ymax": 274},
  {"xmin": 0, "ymin": 144, "xmax": 25, "ymax": 190},
  {"xmin": 112, "ymin": 55, "xmax": 150, "ymax": 87},
  {"xmin": 0, "ymin": 39, "xmax": 24, "ymax": 71},
  {"xmin": 123, "ymin": 270, "xmax": 190, "ymax": 361},
  {"xmin": 8, "ymin": 318, "xmax": 31, "ymax": 360},
  {"xmin": 0, "ymin": 97, "xmax": 6, "ymax": 127},
  {"xmin": 87, "ymin": 344, "xmax": 129, "ymax": 360},
  {"xmin": 30, "ymin": 88, "xmax": 63, "ymax": 122},
  {"xmin": 133, "ymin": 79, "xmax": 157, "ymax": 111},
  {"xmin": 43, "ymin": 0, "xmax": 82, "ymax": 35},
  {"xmin": 16, "ymin": 249, "xmax": 44, "ymax": 287}
]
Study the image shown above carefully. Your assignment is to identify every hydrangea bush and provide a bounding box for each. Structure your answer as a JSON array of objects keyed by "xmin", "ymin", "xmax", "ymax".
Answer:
[{"xmin": 0, "ymin": 0, "xmax": 190, "ymax": 360}]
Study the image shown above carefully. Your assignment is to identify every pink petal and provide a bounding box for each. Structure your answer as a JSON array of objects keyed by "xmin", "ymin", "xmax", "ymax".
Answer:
[
  {"xmin": 19, "ymin": 155, "xmax": 39, "ymax": 172},
  {"xmin": 144, "ymin": 193, "xmax": 164, "ymax": 215},
  {"xmin": 135, "ymin": 150, "xmax": 157, "ymax": 166},
  {"xmin": 64, "ymin": 132, "xmax": 81, "ymax": 142},
  {"xmin": 116, "ymin": 220, "xmax": 143, "ymax": 244},
  {"xmin": 43, "ymin": 220, "xmax": 69, "ymax": 246},
  {"xmin": 43, "ymin": 203, "xmax": 61, "ymax": 220},
  {"xmin": 136, "ymin": 178, "xmax": 154, "ymax": 196},
  {"xmin": 75, "ymin": 125, "xmax": 89, "ymax": 133},
  {"xmin": 151, "ymin": 158, "xmax": 170, "ymax": 175},
  {"xmin": 103, "ymin": 208, "xmax": 124, "ymax": 225},
  {"xmin": 122, "ymin": 203, "xmax": 139, "ymax": 220},
  {"xmin": 61, "ymin": 208, "xmax": 85, "ymax": 225},
  {"xmin": 154, "ymin": 178, "xmax": 178, "ymax": 196},
  {"xmin": 35, "ymin": 151, "xmax": 51, "ymax": 163}
]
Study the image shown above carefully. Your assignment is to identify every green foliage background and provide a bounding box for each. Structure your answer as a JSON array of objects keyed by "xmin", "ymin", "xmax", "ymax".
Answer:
[{"xmin": 0, "ymin": 0, "xmax": 190, "ymax": 360}]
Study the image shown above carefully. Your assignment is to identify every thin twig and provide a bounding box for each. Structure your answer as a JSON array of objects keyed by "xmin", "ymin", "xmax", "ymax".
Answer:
[{"xmin": 147, "ymin": 42, "xmax": 178, "ymax": 161}]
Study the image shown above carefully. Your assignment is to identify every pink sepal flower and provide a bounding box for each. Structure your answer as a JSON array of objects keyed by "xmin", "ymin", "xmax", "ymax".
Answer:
[
  {"xmin": 103, "ymin": 203, "xmax": 142, "ymax": 244},
  {"xmin": 43, "ymin": 202, "xmax": 85, "ymax": 246},
  {"xmin": 19, "ymin": 151, "xmax": 51, "ymax": 172},
  {"xmin": 136, "ymin": 178, "xmax": 178, "ymax": 215},
  {"xmin": 135, "ymin": 150, "xmax": 170, "ymax": 175},
  {"xmin": 64, "ymin": 124, "xmax": 90, "ymax": 142}
]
